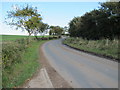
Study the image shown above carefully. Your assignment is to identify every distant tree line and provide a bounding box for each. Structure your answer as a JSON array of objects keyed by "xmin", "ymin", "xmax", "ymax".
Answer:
[
  {"xmin": 69, "ymin": 2, "xmax": 120, "ymax": 40},
  {"xmin": 49, "ymin": 26, "xmax": 63, "ymax": 36}
]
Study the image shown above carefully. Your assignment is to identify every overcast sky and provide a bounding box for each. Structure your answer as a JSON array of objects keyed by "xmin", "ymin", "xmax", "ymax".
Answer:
[{"xmin": 0, "ymin": 0, "xmax": 107, "ymax": 35}]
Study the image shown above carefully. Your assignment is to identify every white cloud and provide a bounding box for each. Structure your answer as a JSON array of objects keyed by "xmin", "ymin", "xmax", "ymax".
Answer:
[{"xmin": 12, "ymin": 4, "xmax": 19, "ymax": 10}]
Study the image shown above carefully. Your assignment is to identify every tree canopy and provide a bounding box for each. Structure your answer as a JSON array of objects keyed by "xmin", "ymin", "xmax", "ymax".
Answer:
[
  {"xmin": 6, "ymin": 4, "xmax": 46, "ymax": 41},
  {"xmin": 49, "ymin": 26, "xmax": 63, "ymax": 36},
  {"xmin": 68, "ymin": 2, "xmax": 120, "ymax": 40}
]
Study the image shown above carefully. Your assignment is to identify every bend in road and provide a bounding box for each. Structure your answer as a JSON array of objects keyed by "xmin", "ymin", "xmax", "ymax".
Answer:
[{"xmin": 42, "ymin": 39, "xmax": 118, "ymax": 88}]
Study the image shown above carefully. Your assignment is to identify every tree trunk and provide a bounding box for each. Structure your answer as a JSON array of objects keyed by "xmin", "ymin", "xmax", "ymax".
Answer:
[
  {"xmin": 35, "ymin": 35, "xmax": 39, "ymax": 40},
  {"xmin": 28, "ymin": 33, "xmax": 31, "ymax": 44}
]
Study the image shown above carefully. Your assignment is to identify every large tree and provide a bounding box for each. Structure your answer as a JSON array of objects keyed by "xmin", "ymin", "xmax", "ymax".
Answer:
[{"xmin": 6, "ymin": 4, "xmax": 42, "ymax": 42}]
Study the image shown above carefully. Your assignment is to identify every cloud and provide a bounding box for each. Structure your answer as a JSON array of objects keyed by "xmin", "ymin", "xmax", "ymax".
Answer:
[{"xmin": 12, "ymin": 4, "xmax": 19, "ymax": 10}]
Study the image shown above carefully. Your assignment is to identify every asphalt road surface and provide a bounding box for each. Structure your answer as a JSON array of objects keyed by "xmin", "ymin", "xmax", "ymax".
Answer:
[{"xmin": 42, "ymin": 39, "xmax": 118, "ymax": 88}]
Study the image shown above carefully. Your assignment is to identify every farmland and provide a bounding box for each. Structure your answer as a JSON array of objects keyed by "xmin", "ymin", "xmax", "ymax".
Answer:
[
  {"xmin": 1, "ymin": 35, "xmax": 29, "ymax": 41},
  {"xmin": 1, "ymin": 35, "xmax": 51, "ymax": 41}
]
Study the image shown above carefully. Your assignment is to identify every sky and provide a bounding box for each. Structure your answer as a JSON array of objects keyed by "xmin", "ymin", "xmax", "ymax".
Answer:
[{"xmin": 0, "ymin": 1, "xmax": 107, "ymax": 35}]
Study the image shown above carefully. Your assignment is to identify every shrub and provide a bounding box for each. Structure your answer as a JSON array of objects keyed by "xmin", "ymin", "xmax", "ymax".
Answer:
[
  {"xmin": 2, "ymin": 38, "xmax": 30, "ymax": 69},
  {"xmin": 2, "ymin": 42, "xmax": 24, "ymax": 69}
]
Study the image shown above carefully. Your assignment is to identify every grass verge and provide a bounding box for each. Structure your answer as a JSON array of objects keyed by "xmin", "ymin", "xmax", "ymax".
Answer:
[
  {"xmin": 63, "ymin": 37, "xmax": 119, "ymax": 61},
  {"xmin": 2, "ymin": 40, "xmax": 48, "ymax": 88}
]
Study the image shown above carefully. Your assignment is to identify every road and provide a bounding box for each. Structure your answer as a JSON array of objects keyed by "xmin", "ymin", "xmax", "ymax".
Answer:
[{"xmin": 42, "ymin": 39, "xmax": 118, "ymax": 88}]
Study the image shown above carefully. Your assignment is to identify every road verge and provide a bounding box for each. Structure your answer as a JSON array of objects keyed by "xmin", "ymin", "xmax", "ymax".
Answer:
[{"xmin": 62, "ymin": 43, "xmax": 119, "ymax": 62}]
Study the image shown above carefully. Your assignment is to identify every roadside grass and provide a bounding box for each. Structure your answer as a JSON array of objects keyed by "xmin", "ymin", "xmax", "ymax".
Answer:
[
  {"xmin": 63, "ymin": 37, "xmax": 119, "ymax": 60},
  {"xmin": 2, "ymin": 40, "xmax": 48, "ymax": 88}
]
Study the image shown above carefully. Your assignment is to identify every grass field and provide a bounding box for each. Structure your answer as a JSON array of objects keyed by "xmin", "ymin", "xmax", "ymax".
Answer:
[
  {"xmin": 63, "ymin": 37, "xmax": 119, "ymax": 60},
  {"xmin": 1, "ymin": 35, "xmax": 50, "ymax": 41},
  {"xmin": 1, "ymin": 35, "xmax": 29, "ymax": 41}
]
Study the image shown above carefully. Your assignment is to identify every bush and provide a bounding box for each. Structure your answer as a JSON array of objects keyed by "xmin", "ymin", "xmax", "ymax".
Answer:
[
  {"xmin": 2, "ymin": 38, "xmax": 30, "ymax": 69},
  {"xmin": 2, "ymin": 42, "xmax": 24, "ymax": 69},
  {"xmin": 2, "ymin": 39, "xmax": 48, "ymax": 88},
  {"xmin": 34, "ymin": 36, "xmax": 60, "ymax": 40}
]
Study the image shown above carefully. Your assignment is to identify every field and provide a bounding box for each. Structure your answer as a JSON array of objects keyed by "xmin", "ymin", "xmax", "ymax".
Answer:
[
  {"xmin": 1, "ymin": 35, "xmax": 51, "ymax": 41},
  {"xmin": 63, "ymin": 37, "xmax": 119, "ymax": 60},
  {"xmin": 1, "ymin": 35, "xmax": 58, "ymax": 42},
  {"xmin": 1, "ymin": 35, "xmax": 29, "ymax": 41},
  {"xmin": 2, "ymin": 35, "xmax": 50, "ymax": 88}
]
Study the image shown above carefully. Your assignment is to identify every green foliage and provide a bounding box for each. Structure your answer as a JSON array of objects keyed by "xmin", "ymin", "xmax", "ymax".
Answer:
[
  {"xmin": 2, "ymin": 39, "xmax": 29, "ymax": 69},
  {"xmin": 7, "ymin": 4, "xmax": 41, "ymax": 30},
  {"xmin": 63, "ymin": 37, "xmax": 119, "ymax": 60},
  {"xmin": 49, "ymin": 26, "xmax": 63, "ymax": 36},
  {"xmin": 6, "ymin": 4, "xmax": 44, "ymax": 41},
  {"xmin": 34, "ymin": 23, "xmax": 49, "ymax": 40},
  {"xmin": 2, "ymin": 35, "xmax": 54, "ymax": 88},
  {"xmin": 68, "ymin": 2, "xmax": 120, "ymax": 40},
  {"xmin": 2, "ymin": 40, "xmax": 47, "ymax": 88}
]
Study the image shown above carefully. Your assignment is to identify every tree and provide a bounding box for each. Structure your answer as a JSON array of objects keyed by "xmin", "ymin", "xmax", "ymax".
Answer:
[
  {"xmin": 100, "ymin": 2, "xmax": 120, "ymax": 39},
  {"xmin": 68, "ymin": 2, "xmax": 120, "ymax": 40},
  {"xmin": 49, "ymin": 26, "xmax": 63, "ymax": 36},
  {"xmin": 62, "ymin": 26, "xmax": 68, "ymax": 35},
  {"xmin": 49, "ymin": 26, "xmax": 55, "ymax": 35},
  {"xmin": 6, "ymin": 4, "xmax": 42, "ymax": 42},
  {"xmin": 34, "ymin": 23, "xmax": 49, "ymax": 40},
  {"xmin": 69, "ymin": 17, "xmax": 80, "ymax": 37}
]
